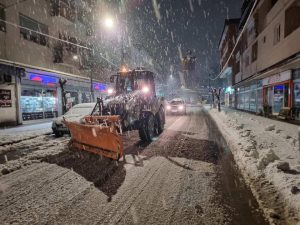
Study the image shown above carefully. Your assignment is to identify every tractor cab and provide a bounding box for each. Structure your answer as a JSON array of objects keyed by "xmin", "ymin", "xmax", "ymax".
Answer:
[{"xmin": 110, "ymin": 69, "xmax": 156, "ymax": 96}]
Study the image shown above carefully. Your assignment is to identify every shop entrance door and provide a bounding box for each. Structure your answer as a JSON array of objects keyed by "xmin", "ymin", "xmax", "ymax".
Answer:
[{"xmin": 273, "ymin": 84, "xmax": 288, "ymax": 114}]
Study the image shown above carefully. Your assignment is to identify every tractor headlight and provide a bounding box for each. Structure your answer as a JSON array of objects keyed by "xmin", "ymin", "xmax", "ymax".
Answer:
[
  {"xmin": 107, "ymin": 88, "xmax": 114, "ymax": 95},
  {"xmin": 142, "ymin": 86, "xmax": 150, "ymax": 94}
]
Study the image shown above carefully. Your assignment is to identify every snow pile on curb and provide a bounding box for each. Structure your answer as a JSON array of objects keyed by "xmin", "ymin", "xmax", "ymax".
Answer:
[
  {"xmin": 207, "ymin": 106, "xmax": 300, "ymax": 224},
  {"xmin": 0, "ymin": 130, "xmax": 51, "ymax": 146},
  {"xmin": 0, "ymin": 139, "xmax": 67, "ymax": 176}
]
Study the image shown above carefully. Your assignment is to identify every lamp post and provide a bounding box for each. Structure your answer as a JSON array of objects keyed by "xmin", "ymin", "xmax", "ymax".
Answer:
[
  {"xmin": 59, "ymin": 78, "xmax": 67, "ymax": 114},
  {"xmin": 103, "ymin": 16, "xmax": 126, "ymax": 67},
  {"xmin": 90, "ymin": 49, "xmax": 95, "ymax": 102}
]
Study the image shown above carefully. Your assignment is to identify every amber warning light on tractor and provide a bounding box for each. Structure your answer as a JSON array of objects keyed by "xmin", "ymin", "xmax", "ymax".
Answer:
[{"xmin": 120, "ymin": 66, "xmax": 128, "ymax": 73}]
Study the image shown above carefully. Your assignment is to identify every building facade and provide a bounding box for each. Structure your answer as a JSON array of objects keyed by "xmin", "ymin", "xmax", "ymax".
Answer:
[
  {"xmin": 221, "ymin": 0, "xmax": 300, "ymax": 118},
  {"xmin": 218, "ymin": 18, "xmax": 240, "ymax": 107},
  {"xmin": 0, "ymin": 0, "xmax": 110, "ymax": 126}
]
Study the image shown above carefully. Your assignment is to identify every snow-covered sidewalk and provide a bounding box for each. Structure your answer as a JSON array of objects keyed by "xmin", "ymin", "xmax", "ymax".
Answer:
[
  {"xmin": 206, "ymin": 106, "xmax": 300, "ymax": 224},
  {"xmin": 0, "ymin": 122, "xmax": 52, "ymax": 146}
]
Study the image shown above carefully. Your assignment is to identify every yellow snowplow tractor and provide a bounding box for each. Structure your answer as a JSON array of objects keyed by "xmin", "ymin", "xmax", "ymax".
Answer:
[{"xmin": 64, "ymin": 68, "xmax": 165, "ymax": 160}]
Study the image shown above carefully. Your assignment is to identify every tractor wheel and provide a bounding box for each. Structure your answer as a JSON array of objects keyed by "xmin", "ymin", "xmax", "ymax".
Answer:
[
  {"xmin": 54, "ymin": 130, "xmax": 63, "ymax": 138},
  {"xmin": 139, "ymin": 113, "xmax": 155, "ymax": 142},
  {"xmin": 156, "ymin": 106, "xmax": 165, "ymax": 135}
]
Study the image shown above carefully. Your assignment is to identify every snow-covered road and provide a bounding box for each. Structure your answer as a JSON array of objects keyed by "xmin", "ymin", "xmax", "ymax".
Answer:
[{"xmin": 0, "ymin": 108, "xmax": 269, "ymax": 225}]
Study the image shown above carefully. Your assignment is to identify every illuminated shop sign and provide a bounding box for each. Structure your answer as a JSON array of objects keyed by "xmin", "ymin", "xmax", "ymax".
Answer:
[
  {"xmin": 28, "ymin": 73, "xmax": 58, "ymax": 86},
  {"xmin": 262, "ymin": 70, "xmax": 291, "ymax": 86},
  {"xmin": 93, "ymin": 83, "xmax": 106, "ymax": 92}
]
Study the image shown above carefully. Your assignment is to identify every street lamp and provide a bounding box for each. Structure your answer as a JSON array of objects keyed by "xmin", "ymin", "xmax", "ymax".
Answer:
[{"xmin": 104, "ymin": 17, "xmax": 114, "ymax": 29}]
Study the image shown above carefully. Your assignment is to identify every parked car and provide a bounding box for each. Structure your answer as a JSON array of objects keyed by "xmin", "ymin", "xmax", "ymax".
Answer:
[
  {"xmin": 52, "ymin": 103, "xmax": 95, "ymax": 137},
  {"xmin": 166, "ymin": 98, "xmax": 186, "ymax": 115}
]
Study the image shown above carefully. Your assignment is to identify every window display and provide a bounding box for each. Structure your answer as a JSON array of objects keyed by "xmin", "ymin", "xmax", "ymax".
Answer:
[
  {"xmin": 21, "ymin": 87, "xmax": 58, "ymax": 121},
  {"xmin": 81, "ymin": 92, "xmax": 91, "ymax": 103},
  {"xmin": 257, "ymin": 88, "xmax": 263, "ymax": 114},
  {"xmin": 294, "ymin": 82, "xmax": 300, "ymax": 107},
  {"xmin": 249, "ymin": 85, "xmax": 257, "ymax": 112},
  {"xmin": 65, "ymin": 91, "xmax": 79, "ymax": 111}
]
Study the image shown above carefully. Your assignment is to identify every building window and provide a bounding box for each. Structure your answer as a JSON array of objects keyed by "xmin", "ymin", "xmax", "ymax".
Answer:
[
  {"xmin": 59, "ymin": 0, "xmax": 76, "ymax": 22},
  {"xmin": 19, "ymin": 14, "xmax": 48, "ymax": 46},
  {"xmin": 262, "ymin": 36, "xmax": 266, "ymax": 43},
  {"xmin": 271, "ymin": 0, "xmax": 278, "ymax": 7},
  {"xmin": 244, "ymin": 53, "xmax": 250, "ymax": 67},
  {"xmin": 252, "ymin": 42, "xmax": 258, "ymax": 62},
  {"xmin": 285, "ymin": 3, "xmax": 300, "ymax": 37},
  {"xmin": 50, "ymin": 0, "xmax": 76, "ymax": 22},
  {"xmin": 0, "ymin": 4, "xmax": 5, "ymax": 32},
  {"xmin": 273, "ymin": 23, "xmax": 281, "ymax": 45}
]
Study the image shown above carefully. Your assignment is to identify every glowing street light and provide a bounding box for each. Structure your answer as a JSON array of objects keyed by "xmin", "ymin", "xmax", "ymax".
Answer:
[{"xmin": 104, "ymin": 17, "xmax": 114, "ymax": 29}]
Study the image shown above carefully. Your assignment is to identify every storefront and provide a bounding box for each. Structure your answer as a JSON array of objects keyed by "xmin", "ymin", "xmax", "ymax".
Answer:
[
  {"xmin": 21, "ymin": 72, "xmax": 59, "ymax": 121},
  {"xmin": 224, "ymin": 87, "xmax": 235, "ymax": 107},
  {"xmin": 93, "ymin": 82, "xmax": 107, "ymax": 100},
  {"xmin": 64, "ymin": 80, "xmax": 107, "ymax": 111},
  {"xmin": 235, "ymin": 80, "xmax": 263, "ymax": 114},
  {"xmin": 256, "ymin": 80, "xmax": 263, "ymax": 114},
  {"xmin": 262, "ymin": 70, "xmax": 292, "ymax": 115},
  {"xmin": 20, "ymin": 69, "xmax": 108, "ymax": 121},
  {"xmin": 292, "ymin": 68, "xmax": 300, "ymax": 119}
]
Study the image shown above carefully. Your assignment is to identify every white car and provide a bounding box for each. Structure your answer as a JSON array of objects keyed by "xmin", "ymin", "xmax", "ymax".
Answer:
[
  {"xmin": 52, "ymin": 103, "xmax": 95, "ymax": 137},
  {"xmin": 166, "ymin": 98, "xmax": 186, "ymax": 115}
]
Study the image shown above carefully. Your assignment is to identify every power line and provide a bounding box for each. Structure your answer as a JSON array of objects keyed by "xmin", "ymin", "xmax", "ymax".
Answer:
[
  {"xmin": 210, "ymin": 0, "xmax": 258, "ymax": 81},
  {"xmin": 0, "ymin": 18, "xmax": 118, "ymax": 68}
]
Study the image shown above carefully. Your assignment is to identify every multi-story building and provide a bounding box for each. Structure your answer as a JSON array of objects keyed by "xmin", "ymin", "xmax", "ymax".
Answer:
[
  {"xmin": 221, "ymin": 0, "xmax": 300, "ymax": 118},
  {"xmin": 218, "ymin": 18, "xmax": 240, "ymax": 106},
  {"xmin": 0, "ymin": 0, "xmax": 111, "ymax": 126}
]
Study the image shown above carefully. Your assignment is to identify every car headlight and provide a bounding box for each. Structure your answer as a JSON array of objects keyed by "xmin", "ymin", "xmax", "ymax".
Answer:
[
  {"xmin": 178, "ymin": 105, "xmax": 184, "ymax": 110},
  {"xmin": 166, "ymin": 105, "xmax": 171, "ymax": 110}
]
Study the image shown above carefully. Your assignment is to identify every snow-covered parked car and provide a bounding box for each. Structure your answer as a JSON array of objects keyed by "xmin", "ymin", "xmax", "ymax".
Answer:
[{"xmin": 52, "ymin": 103, "xmax": 95, "ymax": 137}]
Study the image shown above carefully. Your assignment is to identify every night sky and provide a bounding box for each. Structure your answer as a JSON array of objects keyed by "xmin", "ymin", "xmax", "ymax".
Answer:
[{"xmin": 110, "ymin": 0, "xmax": 242, "ymax": 83}]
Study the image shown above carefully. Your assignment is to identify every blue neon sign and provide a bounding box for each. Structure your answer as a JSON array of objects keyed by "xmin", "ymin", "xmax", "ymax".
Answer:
[
  {"xmin": 93, "ymin": 83, "xmax": 106, "ymax": 92},
  {"xmin": 29, "ymin": 73, "xmax": 58, "ymax": 85}
]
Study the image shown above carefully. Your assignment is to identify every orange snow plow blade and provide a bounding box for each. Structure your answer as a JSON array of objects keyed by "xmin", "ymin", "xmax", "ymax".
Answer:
[{"xmin": 64, "ymin": 115, "xmax": 123, "ymax": 160}]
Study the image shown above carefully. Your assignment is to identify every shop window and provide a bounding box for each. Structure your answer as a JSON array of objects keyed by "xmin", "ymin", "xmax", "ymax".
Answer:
[
  {"xmin": 273, "ymin": 23, "xmax": 281, "ymax": 45},
  {"xmin": 244, "ymin": 53, "xmax": 250, "ymax": 67},
  {"xmin": 285, "ymin": 2, "xmax": 300, "ymax": 37},
  {"xmin": 294, "ymin": 82, "xmax": 300, "ymax": 108},
  {"xmin": 257, "ymin": 87, "xmax": 263, "ymax": 114},
  {"xmin": 0, "ymin": 4, "xmax": 6, "ymax": 32},
  {"xmin": 21, "ymin": 88, "xmax": 58, "ymax": 121},
  {"xmin": 271, "ymin": 0, "xmax": 278, "ymax": 7},
  {"xmin": 19, "ymin": 14, "xmax": 48, "ymax": 46},
  {"xmin": 251, "ymin": 42, "xmax": 258, "ymax": 62}
]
